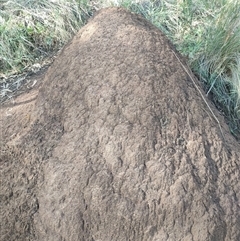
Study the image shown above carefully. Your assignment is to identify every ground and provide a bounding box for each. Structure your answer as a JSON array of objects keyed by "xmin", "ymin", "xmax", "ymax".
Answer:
[{"xmin": 1, "ymin": 7, "xmax": 240, "ymax": 241}]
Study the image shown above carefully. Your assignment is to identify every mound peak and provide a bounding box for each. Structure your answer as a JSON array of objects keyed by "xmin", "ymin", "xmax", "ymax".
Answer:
[{"xmin": 1, "ymin": 7, "xmax": 240, "ymax": 241}]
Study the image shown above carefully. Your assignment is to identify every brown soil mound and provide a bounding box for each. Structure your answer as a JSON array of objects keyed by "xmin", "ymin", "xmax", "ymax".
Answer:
[{"xmin": 1, "ymin": 7, "xmax": 240, "ymax": 241}]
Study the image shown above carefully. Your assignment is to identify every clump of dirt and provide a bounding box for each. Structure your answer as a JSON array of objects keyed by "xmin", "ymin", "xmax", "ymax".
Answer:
[{"xmin": 1, "ymin": 7, "xmax": 240, "ymax": 241}]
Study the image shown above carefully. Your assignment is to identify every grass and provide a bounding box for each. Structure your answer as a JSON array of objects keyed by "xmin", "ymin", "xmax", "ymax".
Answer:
[
  {"xmin": 0, "ymin": 0, "xmax": 239, "ymax": 138},
  {"xmin": 0, "ymin": 0, "xmax": 92, "ymax": 76}
]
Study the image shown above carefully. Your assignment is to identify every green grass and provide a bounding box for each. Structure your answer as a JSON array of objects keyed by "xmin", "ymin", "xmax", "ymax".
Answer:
[
  {"xmin": 0, "ymin": 0, "xmax": 92, "ymax": 75},
  {"xmin": 1, "ymin": 0, "xmax": 239, "ymax": 138}
]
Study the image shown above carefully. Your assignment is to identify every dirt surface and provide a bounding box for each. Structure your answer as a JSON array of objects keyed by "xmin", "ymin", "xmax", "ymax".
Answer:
[{"xmin": 1, "ymin": 7, "xmax": 240, "ymax": 241}]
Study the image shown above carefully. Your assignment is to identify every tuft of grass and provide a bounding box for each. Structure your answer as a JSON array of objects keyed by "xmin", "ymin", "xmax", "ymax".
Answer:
[
  {"xmin": 191, "ymin": 0, "xmax": 240, "ymax": 135},
  {"xmin": 0, "ymin": 0, "xmax": 93, "ymax": 77}
]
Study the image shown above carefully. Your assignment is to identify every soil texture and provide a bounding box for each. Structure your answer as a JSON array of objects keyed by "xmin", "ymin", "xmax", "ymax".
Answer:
[{"xmin": 1, "ymin": 7, "xmax": 240, "ymax": 241}]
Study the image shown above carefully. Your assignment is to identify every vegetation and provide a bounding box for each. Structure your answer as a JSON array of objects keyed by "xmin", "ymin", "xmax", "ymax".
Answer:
[
  {"xmin": 0, "ymin": 0, "xmax": 92, "ymax": 75},
  {"xmin": 0, "ymin": 0, "xmax": 239, "ymax": 137}
]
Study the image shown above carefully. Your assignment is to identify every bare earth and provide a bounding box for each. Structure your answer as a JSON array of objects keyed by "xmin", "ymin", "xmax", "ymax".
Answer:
[{"xmin": 1, "ymin": 7, "xmax": 240, "ymax": 241}]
